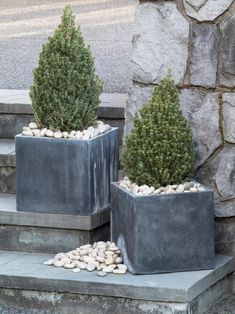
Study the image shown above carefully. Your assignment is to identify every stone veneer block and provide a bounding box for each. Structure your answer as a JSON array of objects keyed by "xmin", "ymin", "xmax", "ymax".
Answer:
[
  {"xmin": 184, "ymin": 0, "xmax": 233, "ymax": 21},
  {"xmin": 223, "ymin": 93, "xmax": 235, "ymax": 143},
  {"xmin": 215, "ymin": 218, "xmax": 235, "ymax": 256},
  {"xmin": 132, "ymin": 2, "xmax": 189, "ymax": 85},
  {"xmin": 180, "ymin": 89, "xmax": 221, "ymax": 166},
  {"xmin": 124, "ymin": 85, "xmax": 153, "ymax": 135},
  {"xmin": 196, "ymin": 146, "xmax": 235, "ymax": 217},
  {"xmin": 190, "ymin": 24, "xmax": 219, "ymax": 88},
  {"xmin": 220, "ymin": 15, "xmax": 235, "ymax": 87}
]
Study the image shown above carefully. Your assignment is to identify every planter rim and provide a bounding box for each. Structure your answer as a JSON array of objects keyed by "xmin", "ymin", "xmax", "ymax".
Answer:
[
  {"xmin": 15, "ymin": 127, "xmax": 118, "ymax": 142},
  {"xmin": 111, "ymin": 181, "xmax": 213, "ymax": 198}
]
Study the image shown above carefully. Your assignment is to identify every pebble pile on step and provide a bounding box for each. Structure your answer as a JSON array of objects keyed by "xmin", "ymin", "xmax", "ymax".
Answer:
[
  {"xmin": 44, "ymin": 241, "xmax": 127, "ymax": 277},
  {"xmin": 22, "ymin": 121, "xmax": 111, "ymax": 140},
  {"xmin": 119, "ymin": 177, "xmax": 205, "ymax": 196}
]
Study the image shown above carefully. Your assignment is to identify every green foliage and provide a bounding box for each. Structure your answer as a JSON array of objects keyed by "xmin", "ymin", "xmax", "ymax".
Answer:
[
  {"xmin": 122, "ymin": 73, "xmax": 195, "ymax": 187},
  {"xmin": 30, "ymin": 5, "xmax": 102, "ymax": 131}
]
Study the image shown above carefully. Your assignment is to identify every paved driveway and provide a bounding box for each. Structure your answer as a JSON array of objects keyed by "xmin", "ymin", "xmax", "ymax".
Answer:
[{"xmin": 0, "ymin": 0, "xmax": 135, "ymax": 92}]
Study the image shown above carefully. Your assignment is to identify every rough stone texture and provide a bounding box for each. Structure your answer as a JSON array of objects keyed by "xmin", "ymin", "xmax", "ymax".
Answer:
[
  {"xmin": 190, "ymin": 24, "xmax": 219, "ymax": 87},
  {"xmin": 203, "ymin": 294, "xmax": 235, "ymax": 314},
  {"xmin": 215, "ymin": 218, "xmax": 235, "ymax": 256},
  {"xmin": 124, "ymin": 85, "xmax": 153, "ymax": 135},
  {"xmin": 215, "ymin": 153, "xmax": 235, "ymax": 201},
  {"xmin": 0, "ymin": 289, "xmax": 188, "ymax": 314},
  {"xmin": 180, "ymin": 89, "xmax": 221, "ymax": 166},
  {"xmin": 0, "ymin": 167, "xmax": 15, "ymax": 193},
  {"xmin": 0, "ymin": 223, "xmax": 109, "ymax": 254},
  {"xmin": 0, "ymin": 114, "xmax": 33, "ymax": 139},
  {"xmin": 132, "ymin": 2, "xmax": 189, "ymax": 85},
  {"xmin": 220, "ymin": 15, "xmax": 235, "ymax": 87},
  {"xmin": 183, "ymin": 0, "xmax": 233, "ymax": 21},
  {"xmin": 196, "ymin": 147, "xmax": 235, "ymax": 217},
  {"xmin": 223, "ymin": 93, "xmax": 235, "ymax": 143}
]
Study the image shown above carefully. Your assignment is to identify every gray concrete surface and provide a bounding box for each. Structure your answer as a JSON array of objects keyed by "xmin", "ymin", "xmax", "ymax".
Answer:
[
  {"xmin": 0, "ymin": 89, "xmax": 127, "ymax": 117},
  {"xmin": 0, "ymin": 250, "xmax": 233, "ymax": 303},
  {"xmin": 0, "ymin": 193, "xmax": 110, "ymax": 230},
  {"xmin": 0, "ymin": 0, "xmax": 135, "ymax": 93}
]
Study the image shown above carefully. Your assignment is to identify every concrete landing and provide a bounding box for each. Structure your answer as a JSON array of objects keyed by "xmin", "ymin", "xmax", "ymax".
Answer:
[{"xmin": 0, "ymin": 251, "xmax": 233, "ymax": 304}]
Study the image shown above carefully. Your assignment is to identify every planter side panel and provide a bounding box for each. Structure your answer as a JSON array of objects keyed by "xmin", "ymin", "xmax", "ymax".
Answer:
[
  {"xmin": 111, "ymin": 184, "xmax": 135, "ymax": 271},
  {"xmin": 16, "ymin": 136, "xmax": 89, "ymax": 214},
  {"xmin": 89, "ymin": 129, "xmax": 119, "ymax": 214},
  {"xmin": 134, "ymin": 191, "xmax": 215, "ymax": 274}
]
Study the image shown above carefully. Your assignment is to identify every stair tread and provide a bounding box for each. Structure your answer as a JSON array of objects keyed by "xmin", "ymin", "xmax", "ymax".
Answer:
[
  {"xmin": 0, "ymin": 193, "xmax": 110, "ymax": 230},
  {"xmin": 0, "ymin": 90, "xmax": 126, "ymax": 118},
  {"xmin": 0, "ymin": 250, "xmax": 232, "ymax": 303}
]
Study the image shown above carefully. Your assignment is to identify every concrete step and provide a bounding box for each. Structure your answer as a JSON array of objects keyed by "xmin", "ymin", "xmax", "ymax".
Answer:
[
  {"xmin": 0, "ymin": 193, "xmax": 109, "ymax": 253},
  {"xmin": 0, "ymin": 251, "xmax": 232, "ymax": 314},
  {"xmin": 0, "ymin": 89, "xmax": 126, "ymax": 142},
  {"xmin": 0, "ymin": 139, "xmax": 15, "ymax": 193}
]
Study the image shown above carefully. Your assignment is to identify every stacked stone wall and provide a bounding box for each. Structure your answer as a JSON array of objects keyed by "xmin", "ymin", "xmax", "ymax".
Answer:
[{"xmin": 126, "ymin": 0, "xmax": 235, "ymax": 255}]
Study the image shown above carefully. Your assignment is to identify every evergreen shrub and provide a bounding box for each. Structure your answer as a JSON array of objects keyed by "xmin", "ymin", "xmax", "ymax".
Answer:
[
  {"xmin": 30, "ymin": 5, "xmax": 102, "ymax": 131},
  {"xmin": 122, "ymin": 73, "xmax": 195, "ymax": 188}
]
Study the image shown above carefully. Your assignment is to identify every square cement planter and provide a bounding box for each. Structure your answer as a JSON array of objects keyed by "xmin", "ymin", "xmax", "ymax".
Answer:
[
  {"xmin": 16, "ymin": 128, "xmax": 118, "ymax": 215},
  {"xmin": 111, "ymin": 182, "xmax": 215, "ymax": 274}
]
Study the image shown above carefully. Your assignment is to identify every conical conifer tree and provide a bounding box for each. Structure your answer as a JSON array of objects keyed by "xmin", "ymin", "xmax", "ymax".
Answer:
[
  {"xmin": 123, "ymin": 73, "xmax": 195, "ymax": 188},
  {"xmin": 30, "ymin": 5, "xmax": 102, "ymax": 131}
]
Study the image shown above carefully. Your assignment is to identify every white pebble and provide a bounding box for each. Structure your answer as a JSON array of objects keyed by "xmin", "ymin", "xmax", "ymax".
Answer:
[
  {"xmin": 53, "ymin": 260, "xmax": 64, "ymax": 267},
  {"xmin": 43, "ymin": 259, "xmax": 54, "ymax": 266},
  {"xmin": 97, "ymin": 271, "xmax": 107, "ymax": 277},
  {"xmin": 32, "ymin": 129, "xmax": 41, "ymax": 136},
  {"xmin": 22, "ymin": 129, "xmax": 33, "ymax": 136},
  {"xmin": 62, "ymin": 131, "xmax": 69, "ymax": 138},
  {"xmin": 87, "ymin": 263, "xmax": 96, "ymax": 272},
  {"xmin": 176, "ymin": 184, "xmax": 184, "ymax": 193},
  {"xmin": 63, "ymin": 262, "xmax": 76, "ymax": 269},
  {"xmin": 76, "ymin": 131, "xmax": 83, "ymax": 139},
  {"xmin": 117, "ymin": 264, "xmax": 127, "ymax": 271},
  {"xmin": 45, "ymin": 130, "xmax": 54, "ymax": 137},
  {"xmin": 113, "ymin": 268, "xmax": 127, "ymax": 274},
  {"xmin": 54, "ymin": 131, "xmax": 62, "ymax": 139},
  {"xmin": 76, "ymin": 262, "xmax": 87, "ymax": 270},
  {"xmin": 29, "ymin": 122, "xmax": 38, "ymax": 129},
  {"xmin": 105, "ymin": 257, "xmax": 114, "ymax": 265},
  {"xmin": 115, "ymin": 257, "xmax": 123, "ymax": 264},
  {"xmin": 40, "ymin": 128, "xmax": 47, "ymax": 136},
  {"xmin": 72, "ymin": 267, "xmax": 81, "ymax": 273},
  {"xmin": 54, "ymin": 252, "xmax": 65, "ymax": 260},
  {"xmin": 82, "ymin": 134, "xmax": 90, "ymax": 140}
]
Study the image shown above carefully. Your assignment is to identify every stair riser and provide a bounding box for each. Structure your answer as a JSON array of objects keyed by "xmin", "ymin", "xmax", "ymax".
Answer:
[
  {"xmin": 0, "ymin": 112, "xmax": 124, "ymax": 144},
  {"xmin": 0, "ymin": 167, "xmax": 15, "ymax": 193},
  {"xmin": 0, "ymin": 223, "xmax": 109, "ymax": 253},
  {"xmin": 0, "ymin": 274, "xmax": 232, "ymax": 314},
  {"xmin": 0, "ymin": 114, "xmax": 33, "ymax": 139}
]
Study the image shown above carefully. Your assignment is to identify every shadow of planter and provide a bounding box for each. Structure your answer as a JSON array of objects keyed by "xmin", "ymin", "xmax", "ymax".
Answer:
[
  {"xmin": 111, "ymin": 182, "xmax": 215, "ymax": 274},
  {"xmin": 16, "ymin": 128, "xmax": 119, "ymax": 215}
]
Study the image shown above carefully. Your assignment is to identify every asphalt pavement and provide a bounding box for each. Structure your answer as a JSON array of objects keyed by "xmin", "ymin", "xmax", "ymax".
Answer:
[{"xmin": 0, "ymin": 0, "xmax": 135, "ymax": 92}]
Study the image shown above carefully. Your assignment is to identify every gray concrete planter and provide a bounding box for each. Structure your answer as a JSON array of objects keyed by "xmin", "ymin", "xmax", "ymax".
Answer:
[
  {"xmin": 111, "ymin": 182, "xmax": 215, "ymax": 274},
  {"xmin": 16, "ymin": 128, "xmax": 119, "ymax": 215}
]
